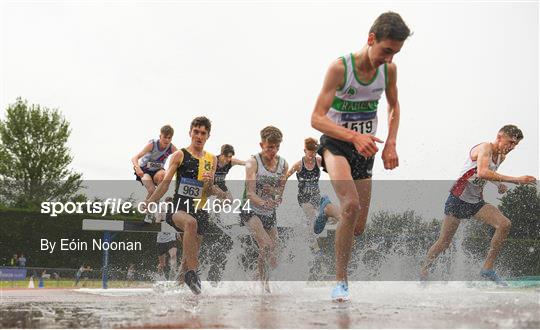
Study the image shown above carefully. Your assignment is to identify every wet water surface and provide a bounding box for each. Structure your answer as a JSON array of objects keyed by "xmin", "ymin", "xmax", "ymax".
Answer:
[{"xmin": 1, "ymin": 281, "xmax": 539, "ymax": 328}]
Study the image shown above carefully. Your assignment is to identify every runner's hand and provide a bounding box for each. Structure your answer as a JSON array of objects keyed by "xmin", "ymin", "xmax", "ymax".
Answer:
[
  {"xmin": 382, "ymin": 143, "xmax": 399, "ymax": 170},
  {"xmin": 352, "ymin": 133, "xmax": 383, "ymax": 158},
  {"xmin": 201, "ymin": 171, "xmax": 214, "ymax": 184},
  {"xmin": 263, "ymin": 199, "xmax": 278, "ymax": 208},
  {"xmin": 135, "ymin": 168, "xmax": 144, "ymax": 178},
  {"xmin": 516, "ymin": 175, "xmax": 537, "ymax": 185}
]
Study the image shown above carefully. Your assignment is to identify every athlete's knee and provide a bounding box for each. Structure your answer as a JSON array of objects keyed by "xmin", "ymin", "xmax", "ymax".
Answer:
[
  {"xmin": 258, "ymin": 238, "xmax": 273, "ymax": 252},
  {"xmin": 437, "ymin": 238, "xmax": 452, "ymax": 251},
  {"xmin": 153, "ymin": 171, "xmax": 165, "ymax": 184},
  {"xmin": 267, "ymin": 238, "xmax": 276, "ymax": 251},
  {"xmin": 146, "ymin": 185, "xmax": 156, "ymax": 195},
  {"xmin": 497, "ymin": 217, "xmax": 511, "ymax": 232},
  {"xmin": 341, "ymin": 198, "xmax": 361, "ymax": 221},
  {"xmin": 183, "ymin": 217, "xmax": 198, "ymax": 234}
]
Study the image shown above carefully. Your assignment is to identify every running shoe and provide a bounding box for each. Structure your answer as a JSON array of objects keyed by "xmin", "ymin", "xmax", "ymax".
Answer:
[
  {"xmin": 184, "ymin": 269, "xmax": 202, "ymax": 294},
  {"xmin": 480, "ymin": 269, "xmax": 508, "ymax": 287},
  {"xmin": 314, "ymin": 195, "xmax": 331, "ymax": 234},
  {"xmin": 143, "ymin": 213, "xmax": 154, "ymax": 224},
  {"xmin": 331, "ymin": 281, "xmax": 349, "ymax": 302}
]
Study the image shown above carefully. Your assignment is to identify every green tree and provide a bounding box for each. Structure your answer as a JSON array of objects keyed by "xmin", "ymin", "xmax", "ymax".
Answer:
[
  {"xmin": 0, "ymin": 98, "xmax": 82, "ymax": 209},
  {"xmin": 499, "ymin": 184, "xmax": 540, "ymax": 239},
  {"xmin": 365, "ymin": 210, "xmax": 440, "ymax": 255}
]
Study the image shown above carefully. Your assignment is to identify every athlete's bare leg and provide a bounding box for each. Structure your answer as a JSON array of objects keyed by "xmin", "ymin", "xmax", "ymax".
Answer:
[
  {"xmin": 168, "ymin": 247, "xmax": 178, "ymax": 279},
  {"xmin": 247, "ymin": 216, "xmax": 276, "ymax": 288},
  {"xmin": 473, "ymin": 204, "xmax": 511, "ymax": 270},
  {"xmin": 323, "ymin": 150, "xmax": 360, "ymax": 283},
  {"xmin": 301, "ymin": 203, "xmax": 317, "ymax": 226},
  {"xmin": 301, "ymin": 203, "xmax": 321, "ymax": 250},
  {"xmin": 324, "ymin": 203, "xmax": 341, "ymax": 224},
  {"xmin": 153, "ymin": 169, "xmax": 166, "ymax": 185},
  {"xmin": 420, "ymin": 215, "xmax": 461, "ymax": 278},
  {"xmin": 170, "ymin": 211, "xmax": 200, "ymax": 271},
  {"xmin": 266, "ymin": 226, "xmax": 279, "ymax": 269},
  {"xmin": 157, "ymin": 254, "xmax": 166, "ymax": 274},
  {"xmin": 141, "ymin": 173, "xmax": 156, "ymax": 200},
  {"xmin": 353, "ymin": 178, "xmax": 372, "ymax": 236}
]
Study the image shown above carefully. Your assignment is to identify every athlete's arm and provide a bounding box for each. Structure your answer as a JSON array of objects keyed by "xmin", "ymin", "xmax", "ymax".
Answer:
[
  {"xmin": 488, "ymin": 155, "xmax": 508, "ymax": 193},
  {"xmin": 492, "ymin": 181, "xmax": 508, "ymax": 194},
  {"xmin": 131, "ymin": 142, "xmax": 153, "ymax": 177},
  {"xmin": 275, "ymin": 161, "xmax": 289, "ymax": 205},
  {"xmin": 206, "ymin": 155, "xmax": 228, "ymax": 199},
  {"xmin": 202, "ymin": 155, "xmax": 217, "ymax": 195},
  {"xmin": 476, "ymin": 144, "xmax": 536, "ymax": 184},
  {"xmin": 286, "ymin": 160, "xmax": 301, "ymax": 179},
  {"xmin": 211, "ymin": 185, "xmax": 228, "ymax": 200},
  {"xmin": 311, "ymin": 60, "xmax": 383, "ymax": 157},
  {"xmin": 245, "ymin": 156, "xmax": 267, "ymax": 207},
  {"xmin": 231, "ymin": 158, "xmax": 246, "ymax": 166},
  {"xmin": 147, "ymin": 150, "xmax": 184, "ymax": 204},
  {"xmin": 171, "ymin": 144, "xmax": 178, "ymax": 153},
  {"xmin": 381, "ymin": 63, "xmax": 400, "ymax": 170}
]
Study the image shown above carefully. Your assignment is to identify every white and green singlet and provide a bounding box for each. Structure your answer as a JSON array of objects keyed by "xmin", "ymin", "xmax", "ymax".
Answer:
[{"xmin": 327, "ymin": 53, "xmax": 388, "ymax": 135}]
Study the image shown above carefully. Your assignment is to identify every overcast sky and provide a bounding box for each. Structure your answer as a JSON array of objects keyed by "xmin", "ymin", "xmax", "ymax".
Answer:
[{"xmin": 1, "ymin": 1, "xmax": 538, "ymax": 185}]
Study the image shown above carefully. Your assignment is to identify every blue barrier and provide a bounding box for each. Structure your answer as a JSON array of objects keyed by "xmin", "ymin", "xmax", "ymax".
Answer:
[{"xmin": 0, "ymin": 267, "xmax": 27, "ymax": 280}]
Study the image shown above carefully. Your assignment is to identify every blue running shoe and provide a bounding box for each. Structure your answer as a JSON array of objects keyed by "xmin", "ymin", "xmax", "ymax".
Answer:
[
  {"xmin": 480, "ymin": 269, "xmax": 508, "ymax": 287},
  {"xmin": 314, "ymin": 195, "xmax": 331, "ymax": 234},
  {"xmin": 331, "ymin": 281, "xmax": 349, "ymax": 302}
]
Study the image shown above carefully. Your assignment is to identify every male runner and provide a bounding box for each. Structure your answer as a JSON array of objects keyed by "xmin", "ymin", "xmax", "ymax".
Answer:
[
  {"xmin": 310, "ymin": 12, "xmax": 411, "ymax": 301},
  {"xmin": 73, "ymin": 264, "xmax": 92, "ymax": 287},
  {"xmin": 420, "ymin": 125, "xmax": 536, "ymax": 285},
  {"xmin": 215, "ymin": 144, "xmax": 246, "ymax": 201},
  {"xmin": 286, "ymin": 137, "xmax": 340, "ymax": 250},
  {"xmin": 132, "ymin": 125, "xmax": 177, "ymax": 223},
  {"xmin": 145, "ymin": 116, "xmax": 225, "ymax": 295},
  {"xmin": 240, "ymin": 126, "xmax": 288, "ymax": 292}
]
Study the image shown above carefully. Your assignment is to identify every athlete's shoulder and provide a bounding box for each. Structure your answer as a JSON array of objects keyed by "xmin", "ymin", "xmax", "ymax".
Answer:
[
  {"xmin": 209, "ymin": 153, "xmax": 218, "ymax": 166},
  {"xmin": 476, "ymin": 142, "xmax": 491, "ymax": 151},
  {"xmin": 278, "ymin": 155, "xmax": 289, "ymax": 169},
  {"xmin": 245, "ymin": 155, "xmax": 258, "ymax": 172},
  {"xmin": 204, "ymin": 150, "xmax": 215, "ymax": 159},
  {"xmin": 328, "ymin": 57, "xmax": 346, "ymax": 76},
  {"xmin": 169, "ymin": 149, "xmax": 184, "ymax": 164},
  {"xmin": 247, "ymin": 154, "xmax": 258, "ymax": 164},
  {"xmin": 471, "ymin": 142, "xmax": 491, "ymax": 159},
  {"xmin": 386, "ymin": 62, "xmax": 397, "ymax": 70},
  {"xmin": 386, "ymin": 62, "xmax": 397, "ymax": 75},
  {"xmin": 142, "ymin": 140, "xmax": 154, "ymax": 150},
  {"xmin": 384, "ymin": 62, "xmax": 398, "ymax": 85}
]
